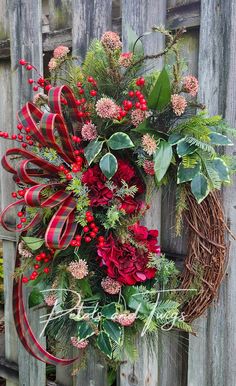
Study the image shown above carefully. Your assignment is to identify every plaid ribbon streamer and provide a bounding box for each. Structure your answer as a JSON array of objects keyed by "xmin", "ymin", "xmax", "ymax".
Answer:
[{"xmin": 0, "ymin": 85, "xmax": 85, "ymax": 364}]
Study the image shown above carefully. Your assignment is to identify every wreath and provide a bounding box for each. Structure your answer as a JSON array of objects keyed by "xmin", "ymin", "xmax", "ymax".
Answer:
[{"xmin": 0, "ymin": 27, "xmax": 235, "ymax": 372}]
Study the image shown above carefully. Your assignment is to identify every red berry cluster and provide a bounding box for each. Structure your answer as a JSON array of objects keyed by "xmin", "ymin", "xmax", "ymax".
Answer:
[
  {"xmin": 87, "ymin": 76, "xmax": 97, "ymax": 97},
  {"xmin": 117, "ymin": 80, "xmax": 147, "ymax": 121},
  {"xmin": 59, "ymin": 155, "xmax": 84, "ymax": 180},
  {"xmin": 11, "ymin": 188, "xmax": 28, "ymax": 200},
  {"xmin": 19, "ymin": 59, "xmax": 49, "ymax": 92},
  {"xmin": 16, "ymin": 211, "xmax": 27, "ymax": 230},
  {"xmin": 70, "ymin": 211, "xmax": 102, "ymax": 246},
  {"xmin": 22, "ymin": 251, "xmax": 53, "ymax": 283},
  {"xmin": 0, "ymin": 123, "xmax": 35, "ymax": 149}
]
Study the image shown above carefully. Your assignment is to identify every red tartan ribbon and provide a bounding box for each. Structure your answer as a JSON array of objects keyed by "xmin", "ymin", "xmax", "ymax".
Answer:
[
  {"xmin": 0, "ymin": 85, "xmax": 80, "ymax": 250},
  {"xmin": 0, "ymin": 85, "xmax": 83, "ymax": 365}
]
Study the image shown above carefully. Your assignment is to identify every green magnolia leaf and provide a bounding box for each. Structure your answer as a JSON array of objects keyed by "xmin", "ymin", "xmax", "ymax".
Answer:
[
  {"xmin": 206, "ymin": 158, "xmax": 230, "ymax": 182},
  {"xmin": 84, "ymin": 140, "xmax": 104, "ymax": 165},
  {"xmin": 101, "ymin": 303, "xmax": 117, "ymax": 318},
  {"xmin": 154, "ymin": 141, "xmax": 173, "ymax": 182},
  {"xmin": 123, "ymin": 286, "xmax": 152, "ymax": 315},
  {"xmin": 177, "ymin": 161, "xmax": 201, "ymax": 183},
  {"xmin": 28, "ymin": 289, "xmax": 44, "ymax": 308},
  {"xmin": 97, "ymin": 331, "xmax": 112, "ymax": 358},
  {"xmin": 103, "ymin": 320, "xmax": 122, "ymax": 344},
  {"xmin": 99, "ymin": 153, "xmax": 118, "ymax": 179},
  {"xmin": 78, "ymin": 278, "xmax": 93, "ymax": 297},
  {"xmin": 191, "ymin": 173, "xmax": 210, "ymax": 203},
  {"xmin": 148, "ymin": 67, "xmax": 171, "ymax": 110},
  {"xmin": 168, "ymin": 133, "xmax": 185, "ymax": 145},
  {"xmin": 209, "ymin": 132, "xmax": 233, "ymax": 146},
  {"xmin": 21, "ymin": 236, "xmax": 44, "ymax": 251},
  {"xmin": 177, "ymin": 139, "xmax": 198, "ymax": 157},
  {"xmin": 77, "ymin": 321, "xmax": 95, "ymax": 340},
  {"xmin": 108, "ymin": 132, "xmax": 134, "ymax": 150}
]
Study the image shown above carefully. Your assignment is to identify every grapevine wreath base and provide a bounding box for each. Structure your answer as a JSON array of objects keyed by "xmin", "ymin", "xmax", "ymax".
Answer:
[
  {"xmin": 0, "ymin": 27, "xmax": 235, "ymax": 369},
  {"xmin": 181, "ymin": 191, "xmax": 227, "ymax": 323}
]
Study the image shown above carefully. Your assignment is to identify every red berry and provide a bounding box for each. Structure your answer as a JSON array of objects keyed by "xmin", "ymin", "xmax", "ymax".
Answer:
[
  {"xmin": 44, "ymin": 258, "xmax": 49, "ymax": 263},
  {"xmin": 128, "ymin": 91, "xmax": 135, "ymax": 97},
  {"xmin": 21, "ymin": 218, "xmax": 27, "ymax": 223},
  {"xmin": 75, "ymin": 235, "xmax": 81, "ymax": 241},
  {"xmin": 26, "ymin": 64, "xmax": 33, "ymax": 70},
  {"xmin": 70, "ymin": 240, "xmax": 77, "ymax": 247},
  {"xmin": 83, "ymin": 226, "xmax": 89, "ymax": 233},
  {"xmin": 19, "ymin": 59, "xmax": 26, "ymax": 65},
  {"xmin": 30, "ymin": 275, "xmax": 36, "ymax": 280},
  {"xmin": 12, "ymin": 192, "xmax": 17, "ymax": 198},
  {"xmin": 79, "ymin": 89, "xmax": 84, "ymax": 94},
  {"xmin": 135, "ymin": 102, "xmax": 141, "ymax": 109},
  {"xmin": 11, "ymin": 134, "xmax": 17, "ymax": 140},
  {"xmin": 17, "ymin": 224, "xmax": 22, "ymax": 229},
  {"xmin": 40, "ymin": 252, "xmax": 46, "ymax": 258},
  {"xmin": 76, "ymin": 99, "xmax": 81, "ymax": 106},
  {"xmin": 86, "ymin": 211, "xmax": 92, "ymax": 217},
  {"xmin": 99, "ymin": 242, "xmax": 104, "ymax": 247},
  {"xmin": 33, "ymin": 86, "xmax": 39, "ymax": 91},
  {"xmin": 81, "ymin": 98, "xmax": 86, "ymax": 104},
  {"xmin": 135, "ymin": 90, "xmax": 141, "ymax": 97},
  {"xmin": 85, "ymin": 236, "xmax": 91, "ymax": 243},
  {"xmin": 36, "ymin": 255, "xmax": 42, "ymax": 261},
  {"xmin": 34, "ymin": 264, "xmax": 40, "ymax": 269},
  {"xmin": 22, "ymin": 143, "xmax": 27, "ymax": 148},
  {"xmin": 98, "ymin": 236, "xmax": 105, "ymax": 242},
  {"xmin": 28, "ymin": 140, "xmax": 34, "ymax": 146},
  {"xmin": 18, "ymin": 134, "xmax": 23, "ymax": 140},
  {"xmin": 90, "ymin": 222, "xmax": 96, "ymax": 228},
  {"xmin": 17, "ymin": 123, "xmax": 23, "ymax": 130},
  {"xmin": 140, "ymin": 104, "xmax": 147, "ymax": 111},
  {"xmin": 25, "ymin": 127, "xmax": 31, "ymax": 133},
  {"xmin": 87, "ymin": 76, "xmax": 94, "ymax": 83},
  {"xmin": 43, "ymin": 267, "xmax": 50, "ymax": 274},
  {"xmin": 90, "ymin": 231, "xmax": 96, "ymax": 238},
  {"xmin": 77, "ymin": 82, "xmax": 82, "ymax": 87},
  {"xmin": 45, "ymin": 84, "xmax": 52, "ymax": 92},
  {"xmin": 22, "ymin": 277, "xmax": 28, "ymax": 283},
  {"xmin": 93, "ymin": 227, "xmax": 99, "ymax": 233},
  {"xmin": 90, "ymin": 90, "xmax": 97, "ymax": 97},
  {"xmin": 18, "ymin": 190, "xmax": 25, "ymax": 196},
  {"xmin": 28, "ymin": 78, "xmax": 34, "ymax": 84},
  {"xmin": 3, "ymin": 132, "xmax": 9, "ymax": 138},
  {"xmin": 17, "ymin": 211, "xmax": 23, "ymax": 217}
]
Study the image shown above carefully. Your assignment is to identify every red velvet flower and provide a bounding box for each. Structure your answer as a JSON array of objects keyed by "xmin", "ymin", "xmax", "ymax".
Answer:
[
  {"xmin": 97, "ymin": 224, "xmax": 160, "ymax": 285},
  {"xmin": 82, "ymin": 159, "xmax": 145, "ymax": 210}
]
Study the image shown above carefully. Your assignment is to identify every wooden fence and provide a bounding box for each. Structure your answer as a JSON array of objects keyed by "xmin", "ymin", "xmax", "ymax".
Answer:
[{"xmin": 0, "ymin": 0, "xmax": 235, "ymax": 385}]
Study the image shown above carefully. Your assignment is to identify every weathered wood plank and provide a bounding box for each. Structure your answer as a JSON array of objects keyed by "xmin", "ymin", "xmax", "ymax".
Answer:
[
  {"xmin": 8, "ymin": 1, "xmax": 46, "ymax": 385},
  {"xmin": 49, "ymin": 0, "xmax": 72, "ymax": 31},
  {"xmin": 167, "ymin": 1, "xmax": 200, "ymax": 29},
  {"xmin": 119, "ymin": 1, "xmax": 166, "ymax": 385},
  {"xmin": 72, "ymin": 0, "xmax": 112, "ymax": 59},
  {"xmin": 188, "ymin": 1, "xmax": 236, "ymax": 386}
]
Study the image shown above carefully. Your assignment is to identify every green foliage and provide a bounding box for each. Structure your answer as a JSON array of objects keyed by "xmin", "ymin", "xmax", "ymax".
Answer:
[
  {"xmin": 97, "ymin": 331, "xmax": 112, "ymax": 358},
  {"xmin": 108, "ymin": 132, "xmax": 134, "ymax": 150},
  {"xmin": 84, "ymin": 139, "xmax": 104, "ymax": 165},
  {"xmin": 99, "ymin": 153, "xmax": 118, "ymax": 179},
  {"xmin": 115, "ymin": 180, "xmax": 138, "ymax": 198},
  {"xmin": 175, "ymin": 184, "xmax": 188, "ymax": 236},
  {"xmin": 66, "ymin": 176, "xmax": 90, "ymax": 226},
  {"xmin": 154, "ymin": 255, "xmax": 179, "ymax": 287},
  {"xmin": 104, "ymin": 204, "xmax": 123, "ymax": 229},
  {"xmin": 148, "ymin": 67, "xmax": 171, "ymax": 110},
  {"xmin": 29, "ymin": 288, "xmax": 44, "ymax": 308},
  {"xmin": 154, "ymin": 140, "xmax": 173, "ymax": 182},
  {"xmin": 21, "ymin": 236, "xmax": 44, "ymax": 251},
  {"xmin": 102, "ymin": 320, "xmax": 123, "ymax": 344},
  {"xmin": 191, "ymin": 173, "xmax": 209, "ymax": 203}
]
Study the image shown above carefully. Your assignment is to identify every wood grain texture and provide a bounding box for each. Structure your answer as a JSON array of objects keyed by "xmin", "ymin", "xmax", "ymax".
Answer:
[
  {"xmin": 188, "ymin": 1, "xmax": 236, "ymax": 385},
  {"xmin": 72, "ymin": 0, "xmax": 112, "ymax": 59},
  {"xmin": 49, "ymin": 0, "xmax": 72, "ymax": 31},
  {"xmin": 7, "ymin": 1, "xmax": 46, "ymax": 385},
  {"xmin": 167, "ymin": 1, "xmax": 200, "ymax": 29}
]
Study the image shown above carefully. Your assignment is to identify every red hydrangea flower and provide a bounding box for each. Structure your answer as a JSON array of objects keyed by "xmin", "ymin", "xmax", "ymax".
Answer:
[
  {"xmin": 82, "ymin": 159, "xmax": 144, "ymax": 210},
  {"xmin": 97, "ymin": 224, "xmax": 160, "ymax": 285}
]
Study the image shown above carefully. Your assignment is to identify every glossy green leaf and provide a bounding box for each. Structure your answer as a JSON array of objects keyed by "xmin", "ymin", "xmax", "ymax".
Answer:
[
  {"xmin": 84, "ymin": 140, "xmax": 104, "ymax": 165},
  {"xmin": 206, "ymin": 158, "xmax": 230, "ymax": 182},
  {"xmin": 22, "ymin": 236, "xmax": 44, "ymax": 251},
  {"xmin": 123, "ymin": 286, "xmax": 152, "ymax": 315},
  {"xmin": 154, "ymin": 141, "xmax": 173, "ymax": 182},
  {"xmin": 97, "ymin": 331, "xmax": 112, "ymax": 358},
  {"xmin": 101, "ymin": 303, "xmax": 117, "ymax": 318},
  {"xmin": 29, "ymin": 289, "xmax": 44, "ymax": 308},
  {"xmin": 191, "ymin": 173, "xmax": 210, "ymax": 203},
  {"xmin": 103, "ymin": 320, "xmax": 122, "ymax": 344},
  {"xmin": 177, "ymin": 139, "xmax": 198, "ymax": 157},
  {"xmin": 168, "ymin": 133, "xmax": 185, "ymax": 145},
  {"xmin": 209, "ymin": 132, "xmax": 233, "ymax": 146},
  {"xmin": 148, "ymin": 67, "xmax": 171, "ymax": 110},
  {"xmin": 77, "ymin": 321, "xmax": 95, "ymax": 340},
  {"xmin": 99, "ymin": 153, "xmax": 118, "ymax": 179},
  {"xmin": 177, "ymin": 161, "xmax": 201, "ymax": 183},
  {"xmin": 108, "ymin": 132, "xmax": 134, "ymax": 150}
]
